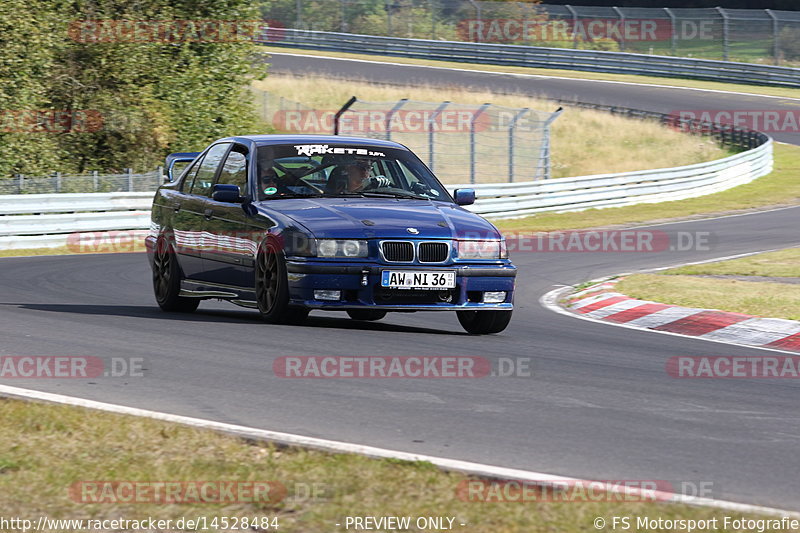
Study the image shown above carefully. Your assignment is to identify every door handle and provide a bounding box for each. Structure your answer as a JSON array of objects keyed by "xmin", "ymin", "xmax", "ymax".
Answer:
[{"xmin": 204, "ymin": 208, "xmax": 214, "ymax": 220}]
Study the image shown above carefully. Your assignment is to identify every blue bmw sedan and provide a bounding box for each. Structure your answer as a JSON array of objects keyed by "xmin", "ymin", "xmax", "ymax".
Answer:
[{"xmin": 145, "ymin": 135, "xmax": 516, "ymax": 334}]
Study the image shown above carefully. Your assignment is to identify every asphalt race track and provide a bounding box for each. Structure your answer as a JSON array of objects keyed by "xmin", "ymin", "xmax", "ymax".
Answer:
[{"xmin": 2, "ymin": 55, "xmax": 800, "ymax": 511}]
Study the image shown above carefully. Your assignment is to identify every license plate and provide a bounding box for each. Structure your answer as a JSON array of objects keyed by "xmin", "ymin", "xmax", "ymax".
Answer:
[{"xmin": 381, "ymin": 270, "xmax": 456, "ymax": 290}]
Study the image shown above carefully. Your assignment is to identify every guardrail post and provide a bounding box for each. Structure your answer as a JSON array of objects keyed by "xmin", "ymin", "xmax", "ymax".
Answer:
[
  {"xmin": 125, "ymin": 168, "xmax": 133, "ymax": 192},
  {"xmin": 469, "ymin": 103, "xmax": 491, "ymax": 184},
  {"xmin": 613, "ymin": 7, "xmax": 625, "ymax": 52},
  {"xmin": 565, "ymin": 5, "xmax": 578, "ymax": 49},
  {"xmin": 92, "ymin": 170, "xmax": 98, "ymax": 192},
  {"xmin": 15, "ymin": 174, "xmax": 23, "ymax": 193},
  {"xmin": 385, "ymin": 98, "xmax": 408, "ymax": 141},
  {"xmin": 507, "ymin": 108, "xmax": 528, "ymax": 183},
  {"xmin": 717, "ymin": 7, "xmax": 729, "ymax": 61},
  {"xmin": 156, "ymin": 166, "xmax": 164, "ymax": 186},
  {"xmin": 766, "ymin": 9, "xmax": 779, "ymax": 65},
  {"xmin": 664, "ymin": 8, "xmax": 677, "ymax": 56},
  {"xmin": 53, "ymin": 172, "xmax": 62, "ymax": 193},
  {"xmin": 427, "ymin": 101, "xmax": 450, "ymax": 171}
]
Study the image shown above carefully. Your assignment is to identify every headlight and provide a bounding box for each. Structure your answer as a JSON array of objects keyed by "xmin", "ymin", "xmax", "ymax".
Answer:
[
  {"xmin": 456, "ymin": 240, "xmax": 506, "ymax": 260},
  {"xmin": 316, "ymin": 239, "xmax": 368, "ymax": 258}
]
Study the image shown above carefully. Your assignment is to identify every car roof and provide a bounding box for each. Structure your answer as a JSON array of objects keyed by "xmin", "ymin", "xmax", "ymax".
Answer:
[{"xmin": 219, "ymin": 135, "xmax": 409, "ymax": 150}]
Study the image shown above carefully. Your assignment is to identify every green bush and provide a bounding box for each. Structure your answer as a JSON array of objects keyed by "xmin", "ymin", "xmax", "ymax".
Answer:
[{"xmin": 0, "ymin": 0, "xmax": 265, "ymax": 176}]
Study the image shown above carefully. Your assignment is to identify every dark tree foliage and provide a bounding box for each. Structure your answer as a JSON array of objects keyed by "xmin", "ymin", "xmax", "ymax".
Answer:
[{"xmin": 0, "ymin": 0, "xmax": 265, "ymax": 175}]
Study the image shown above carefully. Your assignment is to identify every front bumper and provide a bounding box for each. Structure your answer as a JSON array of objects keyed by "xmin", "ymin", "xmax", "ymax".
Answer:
[{"xmin": 285, "ymin": 260, "xmax": 516, "ymax": 311}]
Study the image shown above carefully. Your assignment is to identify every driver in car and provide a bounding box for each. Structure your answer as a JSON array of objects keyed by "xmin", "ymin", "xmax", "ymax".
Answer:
[{"xmin": 343, "ymin": 159, "xmax": 391, "ymax": 192}]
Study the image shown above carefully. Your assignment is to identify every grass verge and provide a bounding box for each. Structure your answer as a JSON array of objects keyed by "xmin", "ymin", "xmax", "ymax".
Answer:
[
  {"xmin": 259, "ymin": 46, "xmax": 800, "ymax": 101},
  {"xmin": 0, "ymin": 397, "xmax": 778, "ymax": 532},
  {"xmin": 663, "ymin": 248, "xmax": 800, "ymax": 278},
  {"xmin": 494, "ymin": 142, "xmax": 800, "ymax": 233},
  {"xmin": 614, "ymin": 248, "xmax": 800, "ymax": 321}
]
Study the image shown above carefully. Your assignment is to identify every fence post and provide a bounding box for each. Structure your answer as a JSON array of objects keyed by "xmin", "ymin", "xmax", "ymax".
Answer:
[
  {"xmin": 334, "ymin": 96, "xmax": 358, "ymax": 135},
  {"xmin": 467, "ymin": 0, "xmax": 482, "ymax": 42},
  {"xmin": 664, "ymin": 8, "xmax": 677, "ymax": 56},
  {"xmin": 296, "ymin": 0, "xmax": 302, "ymax": 28},
  {"xmin": 469, "ymin": 103, "xmax": 491, "ymax": 184},
  {"xmin": 565, "ymin": 5, "xmax": 578, "ymax": 49},
  {"xmin": 92, "ymin": 170, "xmax": 99, "ymax": 192},
  {"xmin": 613, "ymin": 7, "xmax": 626, "ymax": 52},
  {"xmin": 53, "ymin": 172, "xmax": 62, "ymax": 193},
  {"xmin": 15, "ymin": 174, "xmax": 23, "ymax": 193},
  {"xmin": 717, "ymin": 7, "xmax": 729, "ymax": 61},
  {"xmin": 430, "ymin": 0, "xmax": 437, "ymax": 39},
  {"xmin": 766, "ymin": 9, "xmax": 779, "ymax": 65},
  {"xmin": 386, "ymin": 0, "xmax": 393, "ymax": 36},
  {"xmin": 507, "ymin": 108, "xmax": 528, "ymax": 183},
  {"xmin": 125, "ymin": 168, "xmax": 133, "ymax": 191},
  {"xmin": 427, "ymin": 101, "xmax": 450, "ymax": 172},
  {"xmin": 540, "ymin": 108, "xmax": 563, "ymax": 180},
  {"xmin": 384, "ymin": 98, "xmax": 408, "ymax": 141}
]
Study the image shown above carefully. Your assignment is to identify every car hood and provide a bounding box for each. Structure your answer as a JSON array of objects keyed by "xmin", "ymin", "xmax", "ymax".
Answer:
[{"xmin": 255, "ymin": 197, "xmax": 500, "ymax": 240}]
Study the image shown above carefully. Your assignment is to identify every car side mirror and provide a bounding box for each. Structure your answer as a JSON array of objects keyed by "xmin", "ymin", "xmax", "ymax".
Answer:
[
  {"xmin": 165, "ymin": 152, "xmax": 201, "ymax": 182},
  {"xmin": 212, "ymin": 184, "xmax": 243, "ymax": 203},
  {"xmin": 454, "ymin": 188, "xmax": 476, "ymax": 206}
]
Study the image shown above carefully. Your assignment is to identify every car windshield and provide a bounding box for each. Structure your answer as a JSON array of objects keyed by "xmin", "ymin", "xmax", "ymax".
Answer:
[{"xmin": 255, "ymin": 144, "xmax": 451, "ymax": 202}]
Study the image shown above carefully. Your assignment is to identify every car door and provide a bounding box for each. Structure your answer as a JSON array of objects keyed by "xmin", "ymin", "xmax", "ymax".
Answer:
[
  {"xmin": 202, "ymin": 144, "xmax": 268, "ymax": 287},
  {"xmin": 173, "ymin": 142, "xmax": 231, "ymax": 281}
]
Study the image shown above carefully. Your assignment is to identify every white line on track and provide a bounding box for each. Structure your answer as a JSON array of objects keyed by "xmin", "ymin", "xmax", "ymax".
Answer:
[
  {"xmin": 0, "ymin": 383, "xmax": 798, "ymax": 517},
  {"xmin": 266, "ymin": 51, "xmax": 800, "ymax": 102}
]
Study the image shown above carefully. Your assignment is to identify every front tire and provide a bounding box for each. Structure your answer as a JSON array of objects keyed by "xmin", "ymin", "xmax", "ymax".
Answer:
[
  {"xmin": 457, "ymin": 310, "xmax": 512, "ymax": 334},
  {"xmin": 347, "ymin": 310, "xmax": 387, "ymax": 321},
  {"xmin": 255, "ymin": 242, "xmax": 308, "ymax": 324},
  {"xmin": 152, "ymin": 236, "xmax": 199, "ymax": 313}
]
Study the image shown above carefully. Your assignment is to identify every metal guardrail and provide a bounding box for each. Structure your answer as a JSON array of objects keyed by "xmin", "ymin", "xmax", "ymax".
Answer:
[
  {"xmin": 452, "ymin": 137, "xmax": 773, "ymax": 219},
  {"xmin": 259, "ymin": 29, "xmax": 800, "ymax": 88},
  {"xmin": 0, "ymin": 192, "xmax": 154, "ymax": 250},
  {"xmin": 0, "ymin": 104, "xmax": 775, "ymax": 248},
  {"xmin": 0, "ymin": 138, "xmax": 772, "ymax": 246},
  {"xmin": 264, "ymin": 1, "xmax": 800, "ymax": 66}
]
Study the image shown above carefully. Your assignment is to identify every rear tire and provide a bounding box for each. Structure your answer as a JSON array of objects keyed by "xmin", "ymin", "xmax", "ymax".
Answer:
[
  {"xmin": 347, "ymin": 309, "xmax": 387, "ymax": 321},
  {"xmin": 152, "ymin": 236, "xmax": 199, "ymax": 313},
  {"xmin": 255, "ymin": 241, "xmax": 309, "ymax": 324},
  {"xmin": 456, "ymin": 310, "xmax": 512, "ymax": 334}
]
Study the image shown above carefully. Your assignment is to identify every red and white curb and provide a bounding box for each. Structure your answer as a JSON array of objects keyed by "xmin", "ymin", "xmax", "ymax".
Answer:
[{"xmin": 563, "ymin": 279, "xmax": 800, "ymax": 352}]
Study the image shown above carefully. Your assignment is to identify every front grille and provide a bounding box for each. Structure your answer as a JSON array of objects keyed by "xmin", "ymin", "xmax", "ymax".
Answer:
[
  {"xmin": 419, "ymin": 242, "xmax": 449, "ymax": 263},
  {"xmin": 382, "ymin": 241, "xmax": 414, "ymax": 262}
]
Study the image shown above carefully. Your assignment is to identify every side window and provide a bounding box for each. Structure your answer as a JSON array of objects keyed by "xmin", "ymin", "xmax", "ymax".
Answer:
[
  {"xmin": 216, "ymin": 148, "xmax": 248, "ymax": 195},
  {"xmin": 180, "ymin": 157, "xmax": 203, "ymax": 192},
  {"xmin": 190, "ymin": 143, "xmax": 230, "ymax": 196}
]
